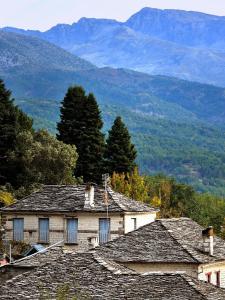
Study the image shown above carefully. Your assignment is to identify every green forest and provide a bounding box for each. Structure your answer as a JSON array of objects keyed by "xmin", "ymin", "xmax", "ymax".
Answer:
[
  {"xmin": 0, "ymin": 80, "xmax": 224, "ymax": 239},
  {"xmin": 16, "ymin": 98, "xmax": 225, "ymax": 196}
]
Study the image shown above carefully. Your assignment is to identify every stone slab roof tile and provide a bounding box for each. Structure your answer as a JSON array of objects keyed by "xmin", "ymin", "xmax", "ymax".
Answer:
[
  {"xmin": 161, "ymin": 218, "xmax": 225, "ymax": 263},
  {"xmin": 96, "ymin": 218, "xmax": 225, "ymax": 264},
  {"xmin": 1, "ymin": 252, "xmax": 225, "ymax": 299},
  {"xmin": 11, "ymin": 246, "xmax": 64, "ymax": 268},
  {"xmin": 0, "ymin": 185, "xmax": 156, "ymax": 213}
]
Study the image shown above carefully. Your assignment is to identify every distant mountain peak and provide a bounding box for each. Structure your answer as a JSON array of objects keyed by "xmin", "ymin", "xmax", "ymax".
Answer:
[
  {"xmin": 127, "ymin": 6, "xmax": 222, "ymax": 22},
  {"xmin": 77, "ymin": 17, "xmax": 118, "ymax": 24},
  {"xmin": 3, "ymin": 7, "xmax": 225, "ymax": 87}
]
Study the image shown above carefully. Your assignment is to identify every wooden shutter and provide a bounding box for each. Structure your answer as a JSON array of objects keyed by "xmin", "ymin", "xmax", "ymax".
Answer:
[
  {"xmin": 39, "ymin": 218, "xmax": 49, "ymax": 243},
  {"xmin": 99, "ymin": 218, "xmax": 110, "ymax": 244},
  {"xmin": 67, "ymin": 219, "xmax": 78, "ymax": 243},
  {"xmin": 13, "ymin": 218, "xmax": 24, "ymax": 241}
]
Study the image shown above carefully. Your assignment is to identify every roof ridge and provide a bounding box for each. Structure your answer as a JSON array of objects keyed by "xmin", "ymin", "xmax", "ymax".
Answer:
[
  {"xmin": 180, "ymin": 274, "xmax": 209, "ymax": 300},
  {"xmin": 106, "ymin": 187, "xmax": 127, "ymax": 211},
  {"xmin": 159, "ymin": 220, "xmax": 199, "ymax": 263},
  {"xmin": 92, "ymin": 252, "xmax": 135, "ymax": 275},
  {"xmin": 107, "ymin": 187, "xmax": 156, "ymax": 212}
]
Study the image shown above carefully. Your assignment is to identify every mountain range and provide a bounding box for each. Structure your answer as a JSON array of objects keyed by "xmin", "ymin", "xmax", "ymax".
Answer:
[
  {"xmin": 0, "ymin": 13, "xmax": 225, "ymax": 195},
  {"xmin": 3, "ymin": 7, "xmax": 225, "ymax": 87}
]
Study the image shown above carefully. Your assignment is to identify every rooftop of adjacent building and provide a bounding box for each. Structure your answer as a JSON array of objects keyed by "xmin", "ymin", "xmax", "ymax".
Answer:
[
  {"xmin": 96, "ymin": 217, "xmax": 225, "ymax": 264},
  {"xmin": 1, "ymin": 249, "xmax": 225, "ymax": 299}
]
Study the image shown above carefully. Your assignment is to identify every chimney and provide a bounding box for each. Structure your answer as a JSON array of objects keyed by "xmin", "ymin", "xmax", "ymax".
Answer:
[
  {"xmin": 88, "ymin": 236, "xmax": 99, "ymax": 248},
  {"xmin": 84, "ymin": 184, "xmax": 95, "ymax": 207},
  {"xmin": 202, "ymin": 226, "xmax": 214, "ymax": 256}
]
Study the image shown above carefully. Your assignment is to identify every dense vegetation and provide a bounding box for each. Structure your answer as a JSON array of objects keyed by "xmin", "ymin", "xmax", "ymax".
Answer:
[
  {"xmin": 15, "ymin": 98, "xmax": 225, "ymax": 196},
  {"xmin": 0, "ymin": 80, "xmax": 78, "ymax": 198},
  {"xmin": 111, "ymin": 169, "xmax": 225, "ymax": 238},
  {"xmin": 0, "ymin": 82, "xmax": 136, "ymax": 193}
]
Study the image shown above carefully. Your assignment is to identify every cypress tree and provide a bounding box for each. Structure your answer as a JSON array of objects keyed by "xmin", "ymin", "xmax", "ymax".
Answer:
[
  {"xmin": 105, "ymin": 116, "xmax": 137, "ymax": 175},
  {"xmin": 0, "ymin": 80, "xmax": 17, "ymax": 185},
  {"xmin": 57, "ymin": 86, "xmax": 105, "ymax": 183},
  {"xmin": 83, "ymin": 93, "xmax": 105, "ymax": 182}
]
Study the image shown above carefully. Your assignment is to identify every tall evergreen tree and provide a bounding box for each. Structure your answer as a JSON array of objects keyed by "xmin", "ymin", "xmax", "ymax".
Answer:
[
  {"xmin": 0, "ymin": 80, "xmax": 18, "ymax": 185},
  {"xmin": 57, "ymin": 86, "xmax": 105, "ymax": 183},
  {"xmin": 0, "ymin": 79, "xmax": 33, "ymax": 186},
  {"xmin": 105, "ymin": 116, "xmax": 137, "ymax": 175}
]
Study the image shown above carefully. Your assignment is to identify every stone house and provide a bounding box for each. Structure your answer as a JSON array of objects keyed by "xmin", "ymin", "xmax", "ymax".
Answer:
[
  {"xmin": 0, "ymin": 184, "xmax": 157, "ymax": 250},
  {"xmin": 1, "ymin": 249, "xmax": 225, "ymax": 299},
  {"xmin": 96, "ymin": 218, "xmax": 225, "ymax": 288}
]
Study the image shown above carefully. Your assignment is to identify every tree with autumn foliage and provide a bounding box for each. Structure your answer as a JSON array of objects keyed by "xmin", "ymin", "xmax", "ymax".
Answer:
[
  {"xmin": 111, "ymin": 167, "xmax": 149, "ymax": 202},
  {"xmin": 0, "ymin": 187, "xmax": 14, "ymax": 208}
]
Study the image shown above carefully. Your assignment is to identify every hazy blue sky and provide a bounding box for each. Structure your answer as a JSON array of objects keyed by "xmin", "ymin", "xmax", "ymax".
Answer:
[{"xmin": 1, "ymin": 0, "xmax": 225, "ymax": 31}]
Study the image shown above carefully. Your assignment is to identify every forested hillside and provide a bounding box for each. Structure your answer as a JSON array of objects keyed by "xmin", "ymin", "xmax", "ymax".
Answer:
[
  {"xmin": 0, "ymin": 30, "xmax": 225, "ymax": 195},
  {"xmin": 15, "ymin": 98, "xmax": 225, "ymax": 196}
]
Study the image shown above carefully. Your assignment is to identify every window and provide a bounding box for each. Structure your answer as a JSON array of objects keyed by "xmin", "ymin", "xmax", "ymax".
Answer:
[
  {"xmin": 99, "ymin": 218, "xmax": 110, "ymax": 244},
  {"xmin": 66, "ymin": 219, "xmax": 78, "ymax": 244},
  {"xmin": 39, "ymin": 218, "xmax": 49, "ymax": 243},
  {"xmin": 216, "ymin": 271, "xmax": 220, "ymax": 287},
  {"xmin": 131, "ymin": 218, "xmax": 137, "ymax": 230},
  {"xmin": 206, "ymin": 272, "xmax": 212, "ymax": 283},
  {"xmin": 13, "ymin": 218, "xmax": 24, "ymax": 241}
]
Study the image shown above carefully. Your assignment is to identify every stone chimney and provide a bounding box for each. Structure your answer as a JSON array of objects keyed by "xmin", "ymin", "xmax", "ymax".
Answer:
[
  {"xmin": 84, "ymin": 184, "xmax": 95, "ymax": 208},
  {"xmin": 202, "ymin": 226, "xmax": 214, "ymax": 256},
  {"xmin": 88, "ymin": 236, "xmax": 99, "ymax": 248}
]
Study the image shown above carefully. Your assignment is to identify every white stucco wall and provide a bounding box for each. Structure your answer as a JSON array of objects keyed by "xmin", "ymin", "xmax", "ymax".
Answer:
[
  {"xmin": 124, "ymin": 212, "xmax": 156, "ymax": 233},
  {"xmin": 198, "ymin": 262, "xmax": 225, "ymax": 288},
  {"xmin": 122, "ymin": 262, "xmax": 198, "ymax": 278}
]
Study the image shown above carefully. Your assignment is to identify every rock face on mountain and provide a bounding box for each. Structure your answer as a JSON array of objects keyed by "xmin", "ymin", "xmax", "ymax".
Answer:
[
  {"xmin": 0, "ymin": 30, "xmax": 95, "ymax": 72},
  {"xmin": 3, "ymin": 8, "xmax": 225, "ymax": 87},
  {"xmin": 126, "ymin": 7, "xmax": 225, "ymax": 50}
]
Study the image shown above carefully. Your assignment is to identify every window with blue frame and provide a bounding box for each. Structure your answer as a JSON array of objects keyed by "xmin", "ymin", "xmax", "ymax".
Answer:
[
  {"xmin": 39, "ymin": 218, "xmax": 49, "ymax": 243},
  {"xmin": 13, "ymin": 218, "xmax": 24, "ymax": 241},
  {"xmin": 66, "ymin": 219, "xmax": 78, "ymax": 244},
  {"xmin": 99, "ymin": 218, "xmax": 110, "ymax": 244}
]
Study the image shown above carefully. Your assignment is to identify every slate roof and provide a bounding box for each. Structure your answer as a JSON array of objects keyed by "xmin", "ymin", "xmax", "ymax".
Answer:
[
  {"xmin": 0, "ymin": 185, "xmax": 156, "ymax": 213},
  {"xmin": 11, "ymin": 246, "xmax": 63, "ymax": 268},
  {"xmin": 1, "ymin": 251, "xmax": 225, "ymax": 300},
  {"xmin": 96, "ymin": 218, "xmax": 225, "ymax": 264}
]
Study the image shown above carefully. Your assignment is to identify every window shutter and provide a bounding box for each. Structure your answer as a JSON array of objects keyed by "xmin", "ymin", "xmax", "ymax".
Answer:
[
  {"xmin": 99, "ymin": 218, "xmax": 110, "ymax": 244},
  {"xmin": 39, "ymin": 218, "xmax": 49, "ymax": 243},
  {"xmin": 13, "ymin": 218, "xmax": 24, "ymax": 241},
  {"xmin": 67, "ymin": 219, "xmax": 78, "ymax": 243}
]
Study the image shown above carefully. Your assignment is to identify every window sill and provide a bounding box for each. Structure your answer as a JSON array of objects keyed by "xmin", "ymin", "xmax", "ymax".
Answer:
[
  {"xmin": 38, "ymin": 241, "xmax": 50, "ymax": 245},
  {"xmin": 64, "ymin": 242, "xmax": 79, "ymax": 245}
]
